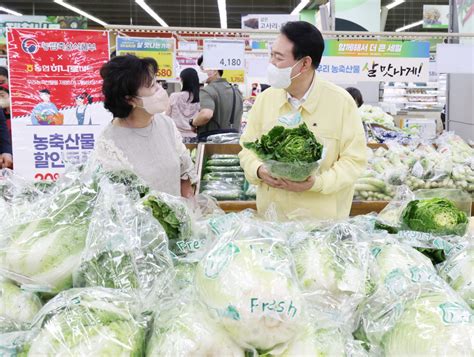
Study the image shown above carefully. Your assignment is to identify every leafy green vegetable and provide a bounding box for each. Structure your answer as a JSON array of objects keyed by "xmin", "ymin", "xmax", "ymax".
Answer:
[
  {"xmin": 380, "ymin": 292, "xmax": 473, "ymax": 356},
  {"xmin": 105, "ymin": 170, "xmax": 150, "ymax": 198},
  {"xmin": 244, "ymin": 123, "xmax": 323, "ymax": 181},
  {"xmin": 24, "ymin": 288, "xmax": 146, "ymax": 356},
  {"xmin": 0, "ymin": 278, "xmax": 42, "ymax": 332},
  {"xmin": 401, "ymin": 198, "xmax": 468, "ymax": 236},
  {"xmin": 0, "ymin": 184, "xmax": 97, "ymax": 293},
  {"xmin": 195, "ymin": 236, "xmax": 304, "ymax": 351},
  {"xmin": 146, "ymin": 295, "xmax": 244, "ymax": 357},
  {"xmin": 75, "ymin": 250, "xmax": 139, "ymax": 290}
]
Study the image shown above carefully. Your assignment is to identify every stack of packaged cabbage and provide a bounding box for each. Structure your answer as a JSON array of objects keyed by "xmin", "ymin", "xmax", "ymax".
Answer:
[{"xmin": 0, "ymin": 165, "xmax": 473, "ymax": 357}]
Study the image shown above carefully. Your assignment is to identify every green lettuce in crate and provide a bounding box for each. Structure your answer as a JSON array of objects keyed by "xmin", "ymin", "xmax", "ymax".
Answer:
[
  {"xmin": 244, "ymin": 123, "xmax": 323, "ymax": 181},
  {"xmin": 401, "ymin": 198, "xmax": 469, "ymax": 236}
]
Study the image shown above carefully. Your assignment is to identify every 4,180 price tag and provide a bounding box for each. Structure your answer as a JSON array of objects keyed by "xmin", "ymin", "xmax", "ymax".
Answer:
[{"xmin": 203, "ymin": 39, "xmax": 245, "ymax": 70}]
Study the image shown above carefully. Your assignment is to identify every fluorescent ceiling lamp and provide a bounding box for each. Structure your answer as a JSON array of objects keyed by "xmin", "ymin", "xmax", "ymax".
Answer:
[
  {"xmin": 135, "ymin": 0, "xmax": 169, "ymax": 27},
  {"xmin": 54, "ymin": 0, "xmax": 108, "ymax": 27},
  {"xmin": 291, "ymin": 0, "xmax": 310, "ymax": 15},
  {"xmin": 0, "ymin": 6, "xmax": 23, "ymax": 16},
  {"xmin": 217, "ymin": 0, "xmax": 227, "ymax": 29},
  {"xmin": 396, "ymin": 20, "xmax": 423, "ymax": 32},
  {"xmin": 386, "ymin": 0, "xmax": 405, "ymax": 10}
]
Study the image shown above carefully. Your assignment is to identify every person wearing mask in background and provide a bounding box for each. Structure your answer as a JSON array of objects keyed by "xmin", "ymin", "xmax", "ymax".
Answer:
[
  {"xmin": 346, "ymin": 87, "xmax": 364, "ymax": 108},
  {"xmin": 0, "ymin": 84, "xmax": 11, "ymax": 122},
  {"xmin": 0, "ymin": 108, "xmax": 12, "ymax": 169},
  {"xmin": 0, "ymin": 67, "xmax": 8, "ymax": 86},
  {"xmin": 166, "ymin": 68, "xmax": 200, "ymax": 142},
  {"xmin": 239, "ymin": 21, "xmax": 367, "ymax": 220},
  {"xmin": 191, "ymin": 55, "xmax": 243, "ymax": 141},
  {"xmin": 93, "ymin": 55, "xmax": 196, "ymax": 198}
]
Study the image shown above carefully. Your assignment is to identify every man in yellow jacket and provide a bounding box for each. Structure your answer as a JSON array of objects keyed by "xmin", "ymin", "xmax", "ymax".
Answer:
[{"xmin": 239, "ymin": 21, "xmax": 367, "ymax": 220}]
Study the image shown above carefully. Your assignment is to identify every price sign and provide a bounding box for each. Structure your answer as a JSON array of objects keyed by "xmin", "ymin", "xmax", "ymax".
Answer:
[
  {"xmin": 203, "ymin": 39, "xmax": 245, "ymax": 70},
  {"xmin": 116, "ymin": 37, "xmax": 176, "ymax": 79}
]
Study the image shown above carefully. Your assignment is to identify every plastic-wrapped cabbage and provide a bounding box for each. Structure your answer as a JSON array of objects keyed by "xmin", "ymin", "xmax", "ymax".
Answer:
[
  {"xmin": 0, "ymin": 278, "xmax": 42, "ymax": 332},
  {"xmin": 0, "ymin": 180, "xmax": 97, "ymax": 294},
  {"xmin": 438, "ymin": 242, "xmax": 474, "ymax": 308},
  {"xmin": 143, "ymin": 192, "xmax": 194, "ymax": 256},
  {"xmin": 291, "ymin": 223, "xmax": 370, "ymax": 324},
  {"xmin": 22, "ymin": 288, "xmax": 146, "ymax": 356},
  {"xmin": 74, "ymin": 181, "xmax": 173, "ymax": 301},
  {"xmin": 369, "ymin": 241, "xmax": 441, "ymax": 295},
  {"xmin": 146, "ymin": 293, "xmax": 244, "ymax": 356},
  {"xmin": 195, "ymin": 222, "xmax": 305, "ymax": 351},
  {"xmin": 362, "ymin": 289, "xmax": 473, "ymax": 357},
  {"xmin": 273, "ymin": 326, "xmax": 368, "ymax": 357}
]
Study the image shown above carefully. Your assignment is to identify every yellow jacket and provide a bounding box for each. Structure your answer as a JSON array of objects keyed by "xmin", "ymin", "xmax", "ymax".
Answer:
[{"xmin": 239, "ymin": 77, "xmax": 367, "ymax": 220}]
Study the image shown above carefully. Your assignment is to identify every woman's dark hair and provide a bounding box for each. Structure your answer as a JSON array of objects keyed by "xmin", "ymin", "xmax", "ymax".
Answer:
[
  {"xmin": 197, "ymin": 55, "xmax": 224, "ymax": 77},
  {"xmin": 76, "ymin": 92, "xmax": 93, "ymax": 104},
  {"xmin": 346, "ymin": 87, "xmax": 364, "ymax": 108},
  {"xmin": 280, "ymin": 21, "xmax": 325, "ymax": 69},
  {"xmin": 180, "ymin": 68, "xmax": 200, "ymax": 103},
  {"xmin": 0, "ymin": 67, "xmax": 8, "ymax": 78},
  {"xmin": 100, "ymin": 55, "xmax": 158, "ymax": 118}
]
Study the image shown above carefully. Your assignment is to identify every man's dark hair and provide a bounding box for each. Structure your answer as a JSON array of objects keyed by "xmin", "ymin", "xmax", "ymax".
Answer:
[
  {"xmin": 0, "ymin": 67, "xmax": 8, "ymax": 78},
  {"xmin": 39, "ymin": 89, "xmax": 51, "ymax": 95},
  {"xmin": 100, "ymin": 55, "xmax": 158, "ymax": 118},
  {"xmin": 280, "ymin": 21, "xmax": 325, "ymax": 69},
  {"xmin": 346, "ymin": 87, "xmax": 364, "ymax": 107},
  {"xmin": 197, "ymin": 55, "xmax": 223, "ymax": 77}
]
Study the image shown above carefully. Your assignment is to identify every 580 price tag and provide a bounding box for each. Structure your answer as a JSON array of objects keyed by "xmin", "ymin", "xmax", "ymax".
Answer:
[{"xmin": 203, "ymin": 39, "xmax": 245, "ymax": 70}]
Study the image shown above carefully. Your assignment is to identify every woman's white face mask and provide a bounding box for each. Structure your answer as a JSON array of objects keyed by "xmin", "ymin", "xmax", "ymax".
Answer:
[
  {"xmin": 136, "ymin": 85, "xmax": 169, "ymax": 115},
  {"xmin": 266, "ymin": 59, "xmax": 303, "ymax": 89}
]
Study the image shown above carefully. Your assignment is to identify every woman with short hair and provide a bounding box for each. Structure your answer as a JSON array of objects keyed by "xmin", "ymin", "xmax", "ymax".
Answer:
[{"xmin": 94, "ymin": 55, "xmax": 196, "ymax": 198}]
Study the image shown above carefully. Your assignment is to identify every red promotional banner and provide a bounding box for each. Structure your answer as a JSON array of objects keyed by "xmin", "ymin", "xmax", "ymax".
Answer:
[{"xmin": 7, "ymin": 28, "xmax": 111, "ymax": 180}]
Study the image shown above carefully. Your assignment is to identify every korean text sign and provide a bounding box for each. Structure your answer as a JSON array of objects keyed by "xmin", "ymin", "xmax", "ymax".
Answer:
[
  {"xmin": 7, "ymin": 28, "xmax": 111, "ymax": 181},
  {"xmin": 317, "ymin": 40, "xmax": 430, "ymax": 82},
  {"xmin": 116, "ymin": 37, "xmax": 176, "ymax": 79}
]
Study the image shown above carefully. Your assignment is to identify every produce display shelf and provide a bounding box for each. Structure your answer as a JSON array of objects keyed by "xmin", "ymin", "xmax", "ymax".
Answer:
[{"xmin": 218, "ymin": 200, "xmax": 474, "ymax": 216}]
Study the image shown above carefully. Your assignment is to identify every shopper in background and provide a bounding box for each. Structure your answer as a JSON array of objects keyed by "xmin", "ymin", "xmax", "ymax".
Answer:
[
  {"xmin": 239, "ymin": 21, "xmax": 367, "ymax": 220},
  {"xmin": 0, "ymin": 84, "xmax": 10, "ymax": 121},
  {"xmin": 346, "ymin": 87, "xmax": 364, "ymax": 108},
  {"xmin": 94, "ymin": 55, "xmax": 196, "ymax": 198},
  {"xmin": 0, "ymin": 109, "xmax": 12, "ymax": 169},
  {"xmin": 191, "ymin": 55, "xmax": 243, "ymax": 141},
  {"xmin": 0, "ymin": 67, "xmax": 8, "ymax": 85},
  {"xmin": 166, "ymin": 68, "xmax": 200, "ymax": 142}
]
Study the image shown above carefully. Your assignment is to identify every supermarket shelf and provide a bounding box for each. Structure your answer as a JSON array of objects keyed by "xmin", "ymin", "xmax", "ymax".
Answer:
[
  {"xmin": 382, "ymin": 86, "xmax": 440, "ymax": 89},
  {"xmin": 218, "ymin": 200, "xmax": 474, "ymax": 216}
]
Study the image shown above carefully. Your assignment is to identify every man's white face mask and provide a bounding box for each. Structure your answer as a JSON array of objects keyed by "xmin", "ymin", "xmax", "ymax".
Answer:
[{"xmin": 266, "ymin": 59, "xmax": 303, "ymax": 89}]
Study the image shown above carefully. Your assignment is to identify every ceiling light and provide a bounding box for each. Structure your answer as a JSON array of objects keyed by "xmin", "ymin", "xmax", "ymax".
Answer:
[
  {"xmin": 135, "ymin": 0, "xmax": 169, "ymax": 27},
  {"xmin": 386, "ymin": 0, "xmax": 405, "ymax": 10},
  {"xmin": 217, "ymin": 0, "xmax": 227, "ymax": 29},
  {"xmin": 396, "ymin": 20, "xmax": 423, "ymax": 32},
  {"xmin": 0, "ymin": 6, "xmax": 23, "ymax": 16},
  {"xmin": 54, "ymin": 0, "xmax": 108, "ymax": 27},
  {"xmin": 291, "ymin": 0, "xmax": 310, "ymax": 15}
]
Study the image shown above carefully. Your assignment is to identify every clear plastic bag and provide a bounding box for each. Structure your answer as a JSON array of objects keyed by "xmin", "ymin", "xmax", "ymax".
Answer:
[
  {"xmin": 290, "ymin": 222, "xmax": 370, "ymax": 329},
  {"xmin": 0, "ymin": 172, "xmax": 98, "ymax": 294},
  {"xmin": 0, "ymin": 277, "xmax": 42, "ymax": 333},
  {"xmin": 17, "ymin": 288, "xmax": 147, "ymax": 356},
  {"xmin": 360, "ymin": 238, "xmax": 473, "ymax": 357},
  {"xmin": 438, "ymin": 240, "xmax": 474, "ymax": 308},
  {"xmin": 142, "ymin": 192, "xmax": 195, "ymax": 256},
  {"xmin": 194, "ymin": 218, "xmax": 306, "ymax": 351},
  {"xmin": 73, "ymin": 180, "xmax": 174, "ymax": 303},
  {"xmin": 146, "ymin": 289, "xmax": 245, "ymax": 357}
]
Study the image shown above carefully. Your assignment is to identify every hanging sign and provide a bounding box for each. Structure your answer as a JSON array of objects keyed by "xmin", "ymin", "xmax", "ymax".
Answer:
[
  {"xmin": 317, "ymin": 40, "xmax": 430, "ymax": 82},
  {"xmin": 203, "ymin": 39, "xmax": 245, "ymax": 70},
  {"xmin": 7, "ymin": 28, "xmax": 111, "ymax": 181},
  {"xmin": 241, "ymin": 14, "xmax": 298, "ymax": 30},
  {"xmin": 116, "ymin": 37, "xmax": 176, "ymax": 79}
]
